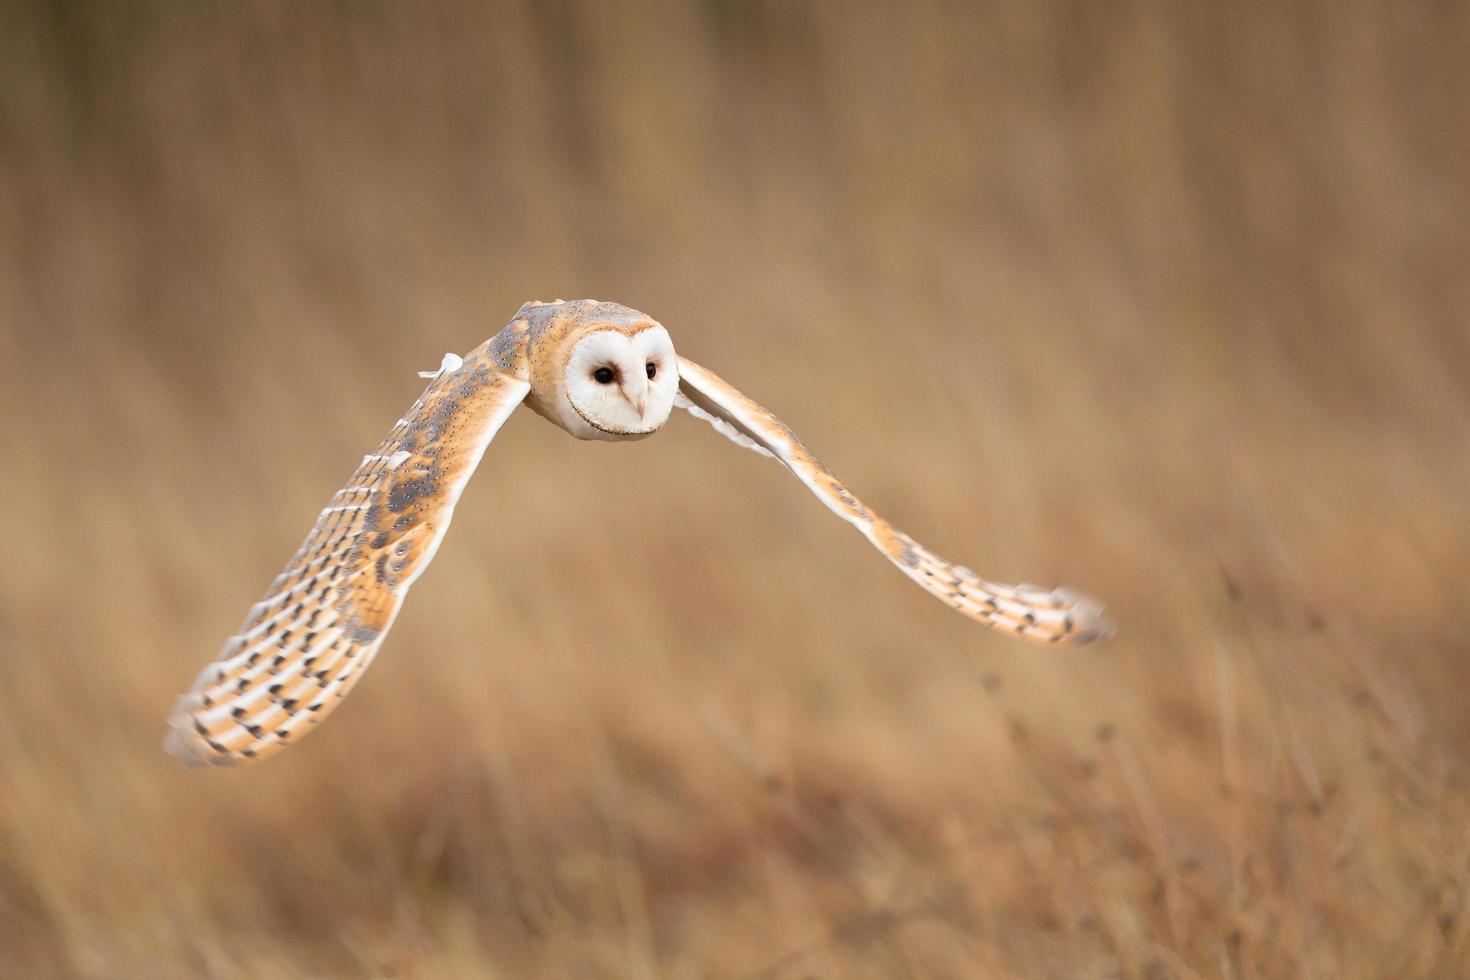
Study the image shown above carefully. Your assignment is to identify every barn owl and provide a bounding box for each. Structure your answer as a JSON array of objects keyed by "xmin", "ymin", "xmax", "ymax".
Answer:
[{"xmin": 165, "ymin": 300, "xmax": 1112, "ymax": 766}]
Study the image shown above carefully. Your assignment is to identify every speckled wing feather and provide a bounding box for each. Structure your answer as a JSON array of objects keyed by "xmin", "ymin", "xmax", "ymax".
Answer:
[
  {"xmin": 165, "ymin": 354, "xmax": 530, "ymax": 766},
  {"xmin": 675, "ymin": 356, "xmax": 1113, "ymax": 644}
]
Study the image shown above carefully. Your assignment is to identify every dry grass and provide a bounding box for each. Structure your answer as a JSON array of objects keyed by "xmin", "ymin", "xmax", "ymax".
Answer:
[{"xmin": 2, "ymin": 2, "xmax": 1470, "ymax": 977}]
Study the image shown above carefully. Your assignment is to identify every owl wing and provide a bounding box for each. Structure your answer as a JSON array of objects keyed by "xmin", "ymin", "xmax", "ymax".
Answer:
[
  {"xmin": 165, "ymin": 356, "xmax": 530, "ymax": 766},
  {"xmin": 674, "ymin": 356, "xmax": 1113, "ymax": 644}
]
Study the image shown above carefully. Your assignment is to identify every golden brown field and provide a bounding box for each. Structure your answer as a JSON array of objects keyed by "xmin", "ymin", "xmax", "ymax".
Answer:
[{"xmin": 3, "ymin": 2, "xmax": 1469, "ymax": 977}]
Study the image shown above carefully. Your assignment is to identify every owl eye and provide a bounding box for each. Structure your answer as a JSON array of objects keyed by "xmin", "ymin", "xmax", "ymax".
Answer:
[
  {"xmin": 593, "ymin": 367, "xmax": 616, "ymax": 384},
  {"xmin": 645, "ymin": 361, "xmax": 658, "ymax": 380}
]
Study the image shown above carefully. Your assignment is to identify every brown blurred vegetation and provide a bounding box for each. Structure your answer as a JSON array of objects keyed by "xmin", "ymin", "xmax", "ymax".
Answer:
[{"xmin": 3, "ymin": 2, "xmax": 1470, "ymax": 977}]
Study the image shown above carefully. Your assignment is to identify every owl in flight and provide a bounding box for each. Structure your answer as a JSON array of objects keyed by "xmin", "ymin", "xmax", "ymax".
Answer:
[{"xmin": 165, "ymin": 300, "xmax": 1112, "ymax": 766}]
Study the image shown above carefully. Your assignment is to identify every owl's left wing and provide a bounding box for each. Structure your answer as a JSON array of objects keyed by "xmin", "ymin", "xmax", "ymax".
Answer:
[
  {"xmin": 675, "ymin": 356, "xmax": 1113, "ymax": 645},
  {"xmin": 165, "ymin": 356, "xmax": 530, "ymax": 766}
]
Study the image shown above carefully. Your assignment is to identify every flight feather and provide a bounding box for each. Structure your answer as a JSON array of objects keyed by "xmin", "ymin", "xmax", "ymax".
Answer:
[{"xmin": 164, "ymin": 351, "xmax": 529, "ymax": 766}]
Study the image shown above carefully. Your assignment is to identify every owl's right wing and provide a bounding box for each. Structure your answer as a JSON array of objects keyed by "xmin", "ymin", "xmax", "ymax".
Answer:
[
  {"xmin": 674, "ymin": 356, "xmax": 1113, "ymax": 644},
  {"xmin": 164, "ymin": 355, "xmax": 530, "ymax": 766}
]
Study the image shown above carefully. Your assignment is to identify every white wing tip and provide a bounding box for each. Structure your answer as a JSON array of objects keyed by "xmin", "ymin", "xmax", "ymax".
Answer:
[
  {"xmin": 1008, "ymin": 583, "xmax": 1115, "ymax": 644},
  {"xmin": 163, "ymin": 695, "xmax": 233, "ymax": 768},
  {"xmin": 1049, "ymin": 587, "xmax": 1116, "ymax": 644},
  {"xmin": 163, "ymin": 728, "xmax": 211, "ymax": 767}
]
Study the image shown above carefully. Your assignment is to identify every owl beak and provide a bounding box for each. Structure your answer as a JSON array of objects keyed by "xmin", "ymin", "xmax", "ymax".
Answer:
[{"xmin": 621, "ymin": 384, "xmax": 648, "ymax": 421}]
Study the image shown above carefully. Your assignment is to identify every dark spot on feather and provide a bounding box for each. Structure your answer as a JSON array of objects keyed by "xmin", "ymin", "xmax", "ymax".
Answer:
[
  {"xmin": 278, "ymin": 630, "xmax": 292, "ymax": 648},
  {"xmin": 242, "ymin": 748, "xmax": 256, "ymax": 759},
  {"xmin": 276, "ymin": 729, "xmax": 291, "ymax": 741},
  {"xmin": 246, "ymin": 652, "xmax": 260, "ymax": 667},
  {"xmin": 193, "ymin": 718, "xmax": 209, "ymax": 736},
  {"xmin": 281, "ymin": 698, "xmax": 298, "ymax": 711},
  {"xmin": 375, "ymin": 554, "xmax": 388, "ymax": 583},
  {"xmin": 268, "ymin": 683, "xmax": 282, "ymax": 696},
  {"xmin": 207, "ymin": 739, "xmax": 227, "ymax": 753},
  {"xmin": 371, "ymin": 531, "xmax": 389, "ymax": 550},
  {"xmin": 388, "ymin": 478, "xmax": 431, "ymax": 513},
  {"xmin": 231, "ymin": 707, "xmax": 245, "ymax": 719}
]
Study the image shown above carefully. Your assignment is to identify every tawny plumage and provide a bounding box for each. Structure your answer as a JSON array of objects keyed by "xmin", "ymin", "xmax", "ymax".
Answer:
[{"xmin": 166, "ymin": 299, "xmax": 1112, "ymax": 766}]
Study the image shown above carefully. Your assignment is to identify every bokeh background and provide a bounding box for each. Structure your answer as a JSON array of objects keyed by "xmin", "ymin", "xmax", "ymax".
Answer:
[{"xmin": 3, "ymin": 2, "xmax": 1470, "ymax": 977}]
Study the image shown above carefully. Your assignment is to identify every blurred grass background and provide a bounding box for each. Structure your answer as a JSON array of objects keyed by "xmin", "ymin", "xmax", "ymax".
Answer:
[{"xmin": 2, "ymin": 1, "xmax": 1470, "ymax": 977}]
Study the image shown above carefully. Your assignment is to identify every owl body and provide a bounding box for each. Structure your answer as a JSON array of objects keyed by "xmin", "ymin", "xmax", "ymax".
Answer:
[{"xmin": 166, "ymin": 299, "xmax": 1111, "ymax": 767}]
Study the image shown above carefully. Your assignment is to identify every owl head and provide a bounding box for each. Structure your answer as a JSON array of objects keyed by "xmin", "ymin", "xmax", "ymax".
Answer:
[{"xmin": 522, "ymin": 300, "xmax": 680, "ymax": 441}]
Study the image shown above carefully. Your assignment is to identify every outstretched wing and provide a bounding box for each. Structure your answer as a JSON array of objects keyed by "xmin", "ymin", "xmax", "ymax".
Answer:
[
  {"xmin": 165, "ymin": 355, "xmax": 530, "ymax": 766},
  {"xmin": 674, "ymin": 356, "xmax": 1113, "ymax": 644}
]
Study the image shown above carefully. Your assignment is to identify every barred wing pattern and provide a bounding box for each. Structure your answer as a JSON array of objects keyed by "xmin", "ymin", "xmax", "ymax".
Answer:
[
  {"xmin": 675, "ymin": 356, "xmax": 1112, "ymax": 645},
  {"xmin": 165, "ymin": 356, "xmax": 530, "ymax": 766}
]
